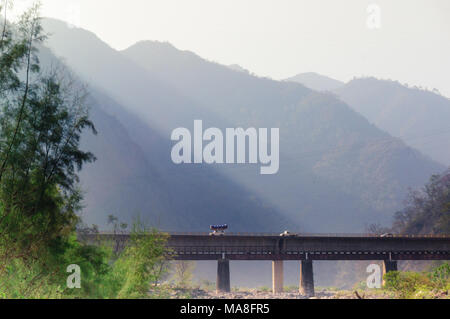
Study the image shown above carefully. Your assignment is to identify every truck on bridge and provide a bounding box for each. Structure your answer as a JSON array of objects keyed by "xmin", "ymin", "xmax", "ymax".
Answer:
[{"xmin": 209, "ymin": 224, "xmax": 228, "ymax": 236}]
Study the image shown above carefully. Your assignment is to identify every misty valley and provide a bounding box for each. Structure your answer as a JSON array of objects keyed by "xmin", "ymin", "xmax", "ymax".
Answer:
[{"xmin": 0, "ymin": 1, "xmax": 448, "ymax": 303}]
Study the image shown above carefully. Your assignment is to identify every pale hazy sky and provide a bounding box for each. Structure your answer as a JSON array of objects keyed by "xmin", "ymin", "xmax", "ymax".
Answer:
[{"xmin": 28, "ymin": 0, "xmax": 450, "ymax": 96}]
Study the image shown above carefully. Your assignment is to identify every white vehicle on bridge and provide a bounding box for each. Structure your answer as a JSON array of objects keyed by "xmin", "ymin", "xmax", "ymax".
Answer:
[
  {"xmin": 210, "ymin": 224, "xmax": 228, "ymax": 236},
  {"xmin": 280, "ymin": 230, "xmax": 296, "ymax": 237},
  {"xmin": 380, "ymin": 233, "xmax": 394, "ymax": 238}
]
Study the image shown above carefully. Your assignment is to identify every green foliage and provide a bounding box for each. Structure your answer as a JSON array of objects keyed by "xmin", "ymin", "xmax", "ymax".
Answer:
[
  {"xmin": 393, "ymin": 172, "xmax": 450, "ymax": 235},
  {"xmin": 0, "ymin": 232, "xmax": 111, "ymax": 299},
  {"xmin": 0, "ymin": 259, "xmax": 65, "ymax": 298},
  {"xmin": 0, "ymin": 2, "xmax": 96, "ymax": 272},
  {"xmin": 0, "ymin": 3, "xmax": 173, "ymax": 299},
  {"xmin": 384, "ymin": 271, "xmax": 427, "ymax": 298},
  {"xmin": 0, "ymin": 3, "xmax": 109, "ymax": 299},
  {"xmin": 172, "ymin": 261, "xmax": 195, "ymax": 288},
  {"xmin": 199, "ymin": 279, "xmax": 215, "ymax": 291},
  {"xmin": 109, "ymin": 219, "xmax": 171, "ymax": 298},
  {"xmin": 353, "ymin": 280, "xmax": 368, "ymax": 291},
  {"xmin": 430, "ymin": 263, "xmax": 450, "ymax": 289},
  {"xmin": 0, "ymin": 217, "xmax": 171, "ymax": 299},
  {"xmin": 384, "ymin": 263, "xmax": 450, "ymax": 299}
]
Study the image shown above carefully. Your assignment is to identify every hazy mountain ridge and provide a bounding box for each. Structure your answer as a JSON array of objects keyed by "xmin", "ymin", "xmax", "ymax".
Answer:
[
  {"xmin": 227, "ymin": 64, "xmax": 250, "ymax": 74},
  {"xmin": 334, "ymin": 77, "xmax": 450, "ymax": 166},
  {"xmin": 89, "ymin": 88, "xmax": 293, "ymax": 232},
  {"xmin": 285, "ymin": 72, "xmax": 345, "ymax": 91},
  {"xmin": 123, "ymin": 40, "xmax": 444, "ymax": 228},
  {"xmin": 79, "ymin": 96, "xmax": 172, "ymax": 228},
  {"xmin": 38, "ymin": 25, "xmax": 295, "ymax": 231},
  {"xmin": 41, "ymin": 19, "xmax": 445, "ymax": 232}
]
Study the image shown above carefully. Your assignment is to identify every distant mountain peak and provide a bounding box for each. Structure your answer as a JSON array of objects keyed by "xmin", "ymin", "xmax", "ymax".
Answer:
[
  {"xmin": 123, "ymin": 40, "xmax": 203, "ymax": 65},
  {"xmin": 285, "ymin": 72, "xmax": 344, "ymax": 92},
  {"xmin": 127, "ymin": 40, "xmax": 183, "ymax": 54},
  {"xmin": 227, "ymin": 64, "xmax": 250, "ymax": 74},
  {"xmin": 346, "ymin": 76, "xmax": 448, "ymax": 99}
]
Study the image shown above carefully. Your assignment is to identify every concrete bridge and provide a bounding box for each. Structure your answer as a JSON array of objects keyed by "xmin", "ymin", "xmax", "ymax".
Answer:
[{"xmin": 85, "ymin": 232, "xmax": 450, "ymax": 297}]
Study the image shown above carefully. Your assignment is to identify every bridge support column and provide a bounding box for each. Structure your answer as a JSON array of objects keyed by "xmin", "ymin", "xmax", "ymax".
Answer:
[
  {"xmin": 382, "ymin": 260, "xmax": 397, "ymax": 286},
  {"xmin": 216, "ymin": 259, "xmax": 230, "ymax": 293},
  {"xmin": 272, "ymin": 260, "xmax": 284, "ymax": 293},
  {"xmin": 299, "ymin": 260, "xmax": 315, "ymax": 297}
]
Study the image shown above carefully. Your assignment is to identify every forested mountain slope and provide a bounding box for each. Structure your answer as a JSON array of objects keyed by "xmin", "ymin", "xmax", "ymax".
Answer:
[{"xmin": 41, "ymin": 19, "xmax": 444, "ymax": 231}]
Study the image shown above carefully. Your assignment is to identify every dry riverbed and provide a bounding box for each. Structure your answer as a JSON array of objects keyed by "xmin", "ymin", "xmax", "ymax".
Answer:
[{"xmin": 168, "ymin": 288, "xmax": 406, "ymax": 299}]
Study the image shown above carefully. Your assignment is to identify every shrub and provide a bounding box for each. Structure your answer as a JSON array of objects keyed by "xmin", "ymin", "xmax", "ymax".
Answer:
[
  {"xmin": 111, "ymin": 220, "xmax": 170, "ymax": 298},
  {"xmin": 384, "ymin": 270, "xmax": 440, "ymax": 298},
  {"xmin": 430, "ymin": 263, "xmax": 450, "ymax": 289}
]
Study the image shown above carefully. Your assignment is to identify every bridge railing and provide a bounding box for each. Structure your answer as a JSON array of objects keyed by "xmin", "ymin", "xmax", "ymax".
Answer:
[
  {"xmin": 166, "ymin": 245, "xmax": 449, "ymax": 254},
  {"xmin": 83, "ymin": 231, "xmax": 450, "ymax": 238},
  {"xmin": 157, "ymin": 232, "xmax": 450, "ymax": 238}
]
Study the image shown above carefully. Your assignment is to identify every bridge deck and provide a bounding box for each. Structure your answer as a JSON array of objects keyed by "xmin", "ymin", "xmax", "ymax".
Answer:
[{"xmin": 84, "ymin": 232, "xmax": 450, "ymax": 261}]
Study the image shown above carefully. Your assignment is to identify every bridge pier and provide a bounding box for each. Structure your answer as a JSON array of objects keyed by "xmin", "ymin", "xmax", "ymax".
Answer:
[
  {"xmin": 272, "ymin": 260, "xmax": 284, "ymax": 293},
  {"xmin": 382, "ymin": 260, "xmax": 398, "ymax": 286},
  {"xmin": 299, "ymin": 260, "xmax": 315, "ymax": 297},
  {"xmin": 216, "ymin": 259, "xmax": 230, "ymax": 293}
]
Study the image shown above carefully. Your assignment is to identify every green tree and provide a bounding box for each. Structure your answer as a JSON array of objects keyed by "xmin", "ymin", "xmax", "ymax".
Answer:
[
  {"xmin": 0, "ymin": 2, "xmax": 97, "ymax": 264},
  {"xmin": 112, "ymin": 220, "xmax": 170, "ymax": 298},
  {"xmin": 0, "ymin": 2, "xmax": 175, "ymax": 300},
  {"xmin": 0, "ymin": 2, "xmax": 104, "ymax": 298},
  {"xmin": 392, "ymin": 171, "xmax": 450, "ymax": 235}
]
